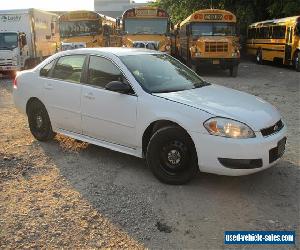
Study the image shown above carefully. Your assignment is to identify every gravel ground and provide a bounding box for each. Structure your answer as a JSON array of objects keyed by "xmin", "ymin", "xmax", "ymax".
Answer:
[{"xmin": 0, "ymin": 60, "xmax": 299, "ymax": 249}]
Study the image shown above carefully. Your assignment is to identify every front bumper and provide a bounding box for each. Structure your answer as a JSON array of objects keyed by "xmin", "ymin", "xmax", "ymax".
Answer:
[
  {"xmin": 191, "ymin": 57, "xmax": 239, "ymax": 67},
  {"xmin": 191, "ymin": 125, "xmax": 287, "ymax": 176}
]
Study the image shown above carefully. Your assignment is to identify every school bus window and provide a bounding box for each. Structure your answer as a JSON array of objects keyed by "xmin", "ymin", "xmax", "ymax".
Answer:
[
  {"xmin": 124, "ymin": 18, "xmax": 168, "ymax": 34},
  {"xmin": 272, "ymin": 26, "xmax": 286, "ymax": 39},
  {"xmin": 60, "ymin": 20, "xmax": 100, "ymax": 38},
  {"xmin": 191, "ymin": 23, "xmax": 235, "ymax": 36}
]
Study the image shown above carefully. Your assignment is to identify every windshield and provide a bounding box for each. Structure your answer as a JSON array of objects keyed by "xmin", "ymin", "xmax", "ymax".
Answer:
[
  {"xmin": 120, "ymin": 54, "xmax": 209, "ymax": 93},
  {"xmin": 192, "ymin": 22, "xmax": 236, "ymax": 36},
  {"xmin": 124, "ymin": 18, "xmax": 168, "ymax": 34},
  {"xmin": 0, "ymin": 32, "xmax": 18, "ymax": 50},
  {"xmin": 59, "ymin": 20, "xmax": 100, "ymax": 38}
]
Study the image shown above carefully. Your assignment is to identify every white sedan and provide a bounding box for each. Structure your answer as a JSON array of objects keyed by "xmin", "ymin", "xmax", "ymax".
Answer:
[{"xmin": 13, "ymin": 48, "xmax": 287, "ymax": 184}]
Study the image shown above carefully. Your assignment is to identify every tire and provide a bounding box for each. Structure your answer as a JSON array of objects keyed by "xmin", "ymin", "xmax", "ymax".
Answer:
[
  {"xmin": 146, "ymin": 126, "xmax": 198, "ymax": 185},
  {"xmin": 229, "ymin": 65, "xmax": 238, "ymax": 77},
  {"xmin": 27, "ymin": 100, "xmax": 55, "ymax": 141},
  {"xmin": 294, "ymin": 51, "xmax": 300, "ymax": 72},
  {"xmin": 256, "ymin": 49, "xmax": 263, "ymax": 64}
]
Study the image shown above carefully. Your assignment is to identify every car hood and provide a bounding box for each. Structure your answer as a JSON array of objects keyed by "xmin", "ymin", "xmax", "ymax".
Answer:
[{"xmin": 153, "ymin": 84, "xmax": 281, "ymax": 131}]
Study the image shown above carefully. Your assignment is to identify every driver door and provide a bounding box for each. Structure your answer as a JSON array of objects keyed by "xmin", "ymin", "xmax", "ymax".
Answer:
[{"xmin": 81, "ymin": 55, "xmax": 138, "ymax": 148}]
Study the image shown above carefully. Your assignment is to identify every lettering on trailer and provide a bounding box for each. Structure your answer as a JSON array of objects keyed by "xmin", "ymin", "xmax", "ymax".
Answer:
[
  {"xmin": 0, "ymin": 15, "xmax": 22, "ymax": 23},
  {"xmin": 204, "ymin": 14, "xmax": 223, "ymax": 21},
  {"xmin": 136, "ymin": 9, "xmax": 157, "ymax": 16}
]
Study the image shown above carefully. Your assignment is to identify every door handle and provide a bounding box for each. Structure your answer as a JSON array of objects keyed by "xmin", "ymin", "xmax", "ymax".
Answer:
[
  {"xmin": 44, "ymin": 83, "xmax": 53, "ymax": 90},
  {"xmin": 84, "ymin": 92, "xmax": 95, "ymax": 100}
]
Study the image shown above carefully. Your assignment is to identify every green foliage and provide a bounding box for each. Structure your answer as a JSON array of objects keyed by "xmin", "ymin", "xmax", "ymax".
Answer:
[{"xmin": 153, "ymin": 0, "xmax": 300, "ymax": 35}]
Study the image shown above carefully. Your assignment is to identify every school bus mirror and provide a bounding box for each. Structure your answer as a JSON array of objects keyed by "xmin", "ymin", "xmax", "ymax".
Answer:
[{"xmin": 116, "ymin": 17, "xmax": 121, "ymax": 27}]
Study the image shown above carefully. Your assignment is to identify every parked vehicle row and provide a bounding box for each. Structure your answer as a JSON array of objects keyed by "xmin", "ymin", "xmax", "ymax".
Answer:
[{"xmin": 1, "ymin": 7, "xmax": 299, "ymax": 78}]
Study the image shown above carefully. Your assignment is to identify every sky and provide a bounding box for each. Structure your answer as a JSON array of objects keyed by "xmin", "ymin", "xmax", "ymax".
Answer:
[{"xmin": 0, "ymin": 0, "xmax": 149, "ymax": 11}]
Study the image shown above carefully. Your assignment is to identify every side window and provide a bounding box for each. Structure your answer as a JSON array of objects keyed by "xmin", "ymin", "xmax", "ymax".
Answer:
[
  {"xmin": 87, "ymin": 56, "xmax": 122, "ymax": 88},
  {"xmin": 52, "ymin": 55, "xmax": 86, "ymax": 83},
  {"xmin": 40, "ymin": 60, "xmax": 55, "ymax": 77}
]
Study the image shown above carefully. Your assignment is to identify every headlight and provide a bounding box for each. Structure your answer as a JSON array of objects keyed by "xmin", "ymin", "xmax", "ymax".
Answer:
[
  {"xmin": 204, "ymin": 117, "xmax": 255, "ymax": 139},
  {"xmin": 165, "ymin": 45, "xmax": 170, "ymax": 51}
]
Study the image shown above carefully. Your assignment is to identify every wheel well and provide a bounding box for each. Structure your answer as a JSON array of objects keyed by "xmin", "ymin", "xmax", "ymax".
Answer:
[
  {"xmin": 142, "ymin": 120, "xmax": 193, "ymax": 156},
  {"xmin": 26, "ymin": 97, "xmax": 43, "ymax": 115}
]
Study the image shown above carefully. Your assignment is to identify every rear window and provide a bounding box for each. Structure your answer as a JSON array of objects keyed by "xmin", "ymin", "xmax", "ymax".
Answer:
[
  {"xmin": 40, "ymin": 60, "xmax": 55, "ymax": 77},
  {"xmin": 51, "ymin": 55, "xmax": 86, "ymax": 83}
]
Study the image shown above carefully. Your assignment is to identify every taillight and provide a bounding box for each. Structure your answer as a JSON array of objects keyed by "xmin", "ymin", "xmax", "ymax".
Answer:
[{"xmin": 13, "ymin": 76, "xmax": 18, "ymax": 89}]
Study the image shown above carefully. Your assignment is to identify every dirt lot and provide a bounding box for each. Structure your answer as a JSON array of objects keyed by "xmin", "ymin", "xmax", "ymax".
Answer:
[{"xmin": 0, "ymin": 60, "xmax": 299, "ymax": 249}]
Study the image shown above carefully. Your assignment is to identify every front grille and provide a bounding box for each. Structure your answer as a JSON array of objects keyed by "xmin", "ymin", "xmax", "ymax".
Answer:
[
  {"xmin": 205, "ymin": 42, "xmax": 228, "ymax": 52},
  {"xmin": 261, "ymin": 120, "xmax": 284, "ymax": 137}
]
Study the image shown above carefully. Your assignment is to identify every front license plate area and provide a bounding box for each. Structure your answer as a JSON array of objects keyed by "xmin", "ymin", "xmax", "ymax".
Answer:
[
  {"xmin": 212, "ymin": 59, "xmax": 220, "ymax": 64},
  {"xmin": 269, "ymin": 137, "xmax": 286, "ymax": 163}
]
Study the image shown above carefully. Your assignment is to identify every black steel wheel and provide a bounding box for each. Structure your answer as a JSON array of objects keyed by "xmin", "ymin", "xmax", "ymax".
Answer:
[
  {"xmin": 256, "ymin": 49, "xmax": 263, "ymax": 64},
  {"xmin": 27, "ymin": 100, "xmax": 55, "ymax": 141},
  {"xmin": 146, "ymin": 126, "xmax": 198, "ymax": 185}
]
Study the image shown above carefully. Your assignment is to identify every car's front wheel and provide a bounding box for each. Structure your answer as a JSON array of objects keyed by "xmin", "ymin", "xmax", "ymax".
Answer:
[
  {"xmin": 27, "ymin": 100, "xmax": 55, "ymax": 141},
  {"xmin": 146, "ymin": 126, "xmax": 198, "ymax": 185}
]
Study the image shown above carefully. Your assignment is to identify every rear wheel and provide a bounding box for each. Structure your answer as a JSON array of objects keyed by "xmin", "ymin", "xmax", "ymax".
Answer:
[
  {"xmin": 146, "ymin": 126, "xmax": 198, "ymax": 185},
  {"xmin": 294, "ymin": 51, "xmax": 300, "ymax": 72},
  {"xmin": 27, "ymin": 100, "xmax": 55, "ymax": 141},
  {"xmin": 256, "ymin": 49, "xmax": 263, "ymax": 64}
]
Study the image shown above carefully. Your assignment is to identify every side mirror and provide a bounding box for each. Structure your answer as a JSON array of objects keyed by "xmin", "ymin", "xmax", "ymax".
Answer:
[
  {"xmin": 20, "ymin": 34, "xmax": 27, "ymax": 46},
  {"xmin": 105, "ymin": 81, "xmax": 132, "ymax": 94}
]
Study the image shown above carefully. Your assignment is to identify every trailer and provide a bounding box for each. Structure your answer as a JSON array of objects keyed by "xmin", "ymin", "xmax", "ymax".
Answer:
[{"xmin": 0, "ymin": 8, "xmax": 60, "ymax": 75}]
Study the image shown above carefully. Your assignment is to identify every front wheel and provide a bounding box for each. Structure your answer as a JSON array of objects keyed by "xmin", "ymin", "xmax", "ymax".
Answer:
[
  {"xmin": 229, "ymin": 65, "xmax": 238, "ymax": 77},
  {"xmin": 27, "ymin": 100, "xmax": 55, "ymax": 141},
  {"xmin": 256, "ymin": 49, "xmax": 263, "ymax": 64},
  {"xmin": 146, "ymin": 126, "xmax": 198, "ymax": 185},
  {"xmin": 294, "ymin": 51, "xmax": 300, "ymax": 72}
]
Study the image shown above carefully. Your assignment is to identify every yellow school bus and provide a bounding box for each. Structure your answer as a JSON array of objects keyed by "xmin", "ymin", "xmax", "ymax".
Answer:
[
  {"xmin": 246, "ymin": 16, "xmax": 300, "ymax": 71},
  {"xmin": 121, "ymin": 6, "xmax": 171, "ymax": 53},
  {"xmin": 59, "ymin": 10, "xmax": 118, "ymax": 49},
  {"xmin": 174, "ymin": 9, "xmax": 240, "ymax": 76}
]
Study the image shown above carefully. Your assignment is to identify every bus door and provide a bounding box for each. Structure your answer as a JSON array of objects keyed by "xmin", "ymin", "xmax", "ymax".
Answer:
[{"xmin": 285, "ymin": 26, "xmax": 293, "ymax": 64}]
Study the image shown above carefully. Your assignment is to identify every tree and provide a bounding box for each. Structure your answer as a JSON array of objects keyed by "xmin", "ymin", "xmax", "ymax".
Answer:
[{"xmin": 152, "ymin": 0, "xmax": 300, "ymax": 35}]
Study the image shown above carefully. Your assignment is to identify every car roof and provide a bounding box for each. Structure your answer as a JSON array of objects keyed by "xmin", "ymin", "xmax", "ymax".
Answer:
[{"xmin": 59, "ymin": 47, "xmax": 163, "ymax": 57}]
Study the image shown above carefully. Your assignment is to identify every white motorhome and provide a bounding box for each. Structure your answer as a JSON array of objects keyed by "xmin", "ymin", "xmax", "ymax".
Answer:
[{"xmin": 0, "ymin": 9, "xmax": 60, "ymax": 75}]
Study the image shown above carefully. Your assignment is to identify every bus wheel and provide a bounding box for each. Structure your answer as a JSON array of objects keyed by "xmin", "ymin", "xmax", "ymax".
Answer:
[
  {"xmin": 294, "ymin": 51, "xmax": 300, "ymax": 72},
  {"xmin": 229, "ymin": 65, "xmax": 238, "ymax": 77},
  {"xmin": 256, "ymin": 49, "xmax": 263, "ymax": 64}
]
